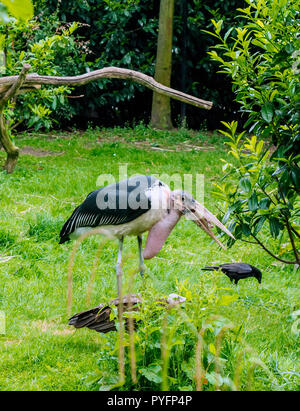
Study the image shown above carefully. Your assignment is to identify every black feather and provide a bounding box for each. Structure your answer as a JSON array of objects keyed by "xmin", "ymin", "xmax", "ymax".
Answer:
[
  {"xmin": 60, "ymin": 175, "xmax": 160, "ymax": 243},
  {"xmin": 68, "ymin": 295, "xmax": 142, "ymax": 334},
  {"xmin": 68, "ymin": 294, "xmax": 185, "ymax": 334}
]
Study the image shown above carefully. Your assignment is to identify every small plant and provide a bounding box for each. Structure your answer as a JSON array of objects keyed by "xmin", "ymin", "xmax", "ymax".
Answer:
[{"xmin": 85, "ymin": 277, "xmax": 270, "ymax": 391}]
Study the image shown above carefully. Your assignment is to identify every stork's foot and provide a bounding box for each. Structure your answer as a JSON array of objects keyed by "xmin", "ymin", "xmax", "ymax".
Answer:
[
  {"xmin": 139, "ymin": 264, "xmax": 146, "ymax": 279},
  {"xmin": 137, "ymin": 235, "xmax": 145, "ymax": 279}
]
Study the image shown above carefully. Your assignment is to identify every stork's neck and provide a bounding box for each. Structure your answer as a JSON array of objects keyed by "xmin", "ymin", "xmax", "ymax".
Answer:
[{"xmin": 165, "ymin": 207, "xmax": 182, "ymax": 225}]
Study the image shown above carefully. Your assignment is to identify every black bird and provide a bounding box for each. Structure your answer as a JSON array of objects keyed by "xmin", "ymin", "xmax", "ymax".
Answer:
[{"xmin": 202, "ymin": 263, "xmax": 262, "ymax": 285}]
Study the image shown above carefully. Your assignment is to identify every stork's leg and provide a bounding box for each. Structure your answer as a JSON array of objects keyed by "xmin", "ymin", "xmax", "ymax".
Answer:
[
  {"xmin": 137, "ymin": 235, "xmax": 145, "ymax": 278},
  {"xmin": 116, "ymin": 237, "xmax": 124, "ymax": 297}
]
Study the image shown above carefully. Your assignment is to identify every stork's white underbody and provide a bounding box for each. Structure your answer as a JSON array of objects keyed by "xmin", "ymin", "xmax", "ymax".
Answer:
[{"xmin": 69, "ymin": 206, "xmax": 168, "ymax": 241}]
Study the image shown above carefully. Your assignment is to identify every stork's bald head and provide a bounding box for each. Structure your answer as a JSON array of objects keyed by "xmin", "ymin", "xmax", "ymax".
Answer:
[{"xmin": 171, "ymin": 190, "xmax": 197, "ymax": 215}]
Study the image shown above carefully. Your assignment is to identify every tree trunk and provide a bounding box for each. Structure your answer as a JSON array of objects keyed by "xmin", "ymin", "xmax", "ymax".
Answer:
[
  {"xmin": 180, "ymin": 0, "xmax": 188, "ymax": 125},
  {"xmin": 150, "ymin": 0, "xmax": 175, "ymax": 130},
  {"xmin": 0, "ymin": 112, "xmax": 19, "ymax": 173},
  {"xmin": 0, "ymin": 64, "xmax": 30, "ymax": 173}
]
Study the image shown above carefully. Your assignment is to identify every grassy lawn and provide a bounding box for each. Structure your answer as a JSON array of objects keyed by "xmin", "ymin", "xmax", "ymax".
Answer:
[{"xmin": 0, "ymin": 126, "xmax": 299, "ymax": 391}]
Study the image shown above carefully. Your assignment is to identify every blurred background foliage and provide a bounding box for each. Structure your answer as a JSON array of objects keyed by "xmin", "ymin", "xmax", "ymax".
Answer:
[{"xmin": 1, "ymin": 0, "xmax": 243, "ymax": 130}]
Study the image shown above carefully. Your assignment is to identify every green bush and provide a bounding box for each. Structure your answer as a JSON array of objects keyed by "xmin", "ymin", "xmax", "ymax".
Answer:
[
  {"xmin": 213, "ymin": 121, "xmax": 299, "ymax": 264},
  {"xmin": 205, "ymin": 0, "xmax": 300, "ymax": 154},
  {"xmin": 87, "ymin": 280, "xmax": 272, "ymax": 391},
  {"xmin": 1, "ymin": 16, "xmax": 89, "ymax": 130},
  {"xmin": 206, "ymin": 0, "xmax": 299, "ymax": 265},
  {"xmin": 31, "ymin": 0, "xmax": 243, "ymax": 129}
]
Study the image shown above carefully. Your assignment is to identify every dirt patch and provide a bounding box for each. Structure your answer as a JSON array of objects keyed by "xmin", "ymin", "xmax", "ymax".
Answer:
[
  {"xmin": 52, "ymin": 329, "xmax": 75, "ymax": 336},
  {"xmin": 21, "ymin": 146, "xmax": 65, "ymax": 157},
  {"xmin": 94, "ymin": 137, "xmax": 216, "ymax": 152},
  {"xmin": 32, "ymin": 320, "xmax": 75, "ymax": 336}
]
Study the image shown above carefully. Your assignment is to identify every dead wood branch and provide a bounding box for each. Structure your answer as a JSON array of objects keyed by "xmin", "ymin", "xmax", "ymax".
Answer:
[
  {"xmin": 0, "ymin": 66, "xmax": 213, "ymax": 110},
  {"xmin": 0, "ymin": 64, "xmax": 213, "ymax": 173}
]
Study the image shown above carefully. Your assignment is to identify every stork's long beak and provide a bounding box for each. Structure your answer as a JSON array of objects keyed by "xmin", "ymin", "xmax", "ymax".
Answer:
[{"xmin": 186, "ymin": 200, "xmax": 235, "ymax": 249}]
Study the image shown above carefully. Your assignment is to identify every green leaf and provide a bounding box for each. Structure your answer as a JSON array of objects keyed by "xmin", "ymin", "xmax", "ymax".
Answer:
[
  {"xmin": 233, "ymin": 223, "xmax": 243, "ymax": 239},
  {"xmin": 259, "ymin": 198, "xmax": 271, "ymax": 209},
  {"xmin": 217, "ymin": 294, "xmax": 239, "ymax": 306},
  {"xmin": 1, "ymin": 0, "xmax": 33, "ymax": 21},
  {"xmin": 211, "ymin": 19, "xmax": 223, "ymax": 35},
  {"xmin": 222, "ymin": 201, "xmax": 242, "ymax": 224},
  {"xmin": 269, "ymin": 217, "xmax": 280, "ymax": 238},
  {"xmin": 285, "ymin": 43, "xmax": 294, "ymax": 54},
  {"xmin": 224, "ymin": 27, "xmax": 234, "ymax": 42},
  {"xmin": 261, "ymin": 103, "xmax": 274, "ymax": 123},
  {"xmin": 291, "ymin": 167, "xmax": 300, "ymax": 188},
  {"xmin": 240, "ymin": 177, "xmax": 251, "ymax": 193},
  {"xmin": 139, "ymin": 364, "xmax": 162, "ymax": 384},
  {"xmin": 52, "ymin": 96, "xmax": 57, "ymax": 110},
  {"xmin": 248, "ymin": 191, "xmax": 258, "ymax": 211},
  {"xmin": 241, "ymin": 223, "xmax": 251, "ymax": 236},
  {"xmin": 206, "ymin": 372, "xmax": 224, "ymax": 386},
  {"xmin": 253, "ymin": 215, "xmax": 267, "ymax": 235},
  {"xmin": 209, "ymin": 343, "xmax": 216, "ymax": 355},
  {"xmin": 256, "ymin": 140, "xmax": 264, "ymax": 156}
]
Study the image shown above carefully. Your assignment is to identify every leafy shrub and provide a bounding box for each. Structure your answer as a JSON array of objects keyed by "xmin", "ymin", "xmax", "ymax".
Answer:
[
  {"xmin": 86, "ymin": 279, "xmax": 270, "ymax": 391},
  {"xmin": 213, "ymin": 121, "xmax": 299, "ymax": 264},
  {"xmin": 205, "ymin": 0, "xmax": 300, "ymax": 155},
  {"xmin": 206, "ymin": 0, "xmax": 299, "ymax": 265},
  {"xmin": 1, "ymin": 16, "xmax": 90, "ymax": 130}
]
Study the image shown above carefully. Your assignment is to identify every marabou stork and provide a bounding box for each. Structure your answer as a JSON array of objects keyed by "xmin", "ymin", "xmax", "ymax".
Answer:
[{"xmin": 60, "ymin": 175, "xmax": 234, "ymax": 296}]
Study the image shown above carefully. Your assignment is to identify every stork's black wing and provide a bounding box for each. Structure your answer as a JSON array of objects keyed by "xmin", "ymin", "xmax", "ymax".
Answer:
[{"xmin": 59, "ymin": 175, "xmax": 162, "ymax": 243}]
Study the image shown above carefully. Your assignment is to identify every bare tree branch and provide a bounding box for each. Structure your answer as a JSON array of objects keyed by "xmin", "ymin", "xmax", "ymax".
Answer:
[
  {"xmin": 0, "ymin": 66, "xmax": 213, "ymax": 110},
  {"xmin": 0, "ymin": 64, "xmax": 213, "ymax": 173}
]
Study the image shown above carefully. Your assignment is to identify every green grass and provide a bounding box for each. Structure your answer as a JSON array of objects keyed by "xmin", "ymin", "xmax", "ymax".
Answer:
[{"xmin": 0, "ymin": 126, "xmax": 299, "ymax": 391}]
